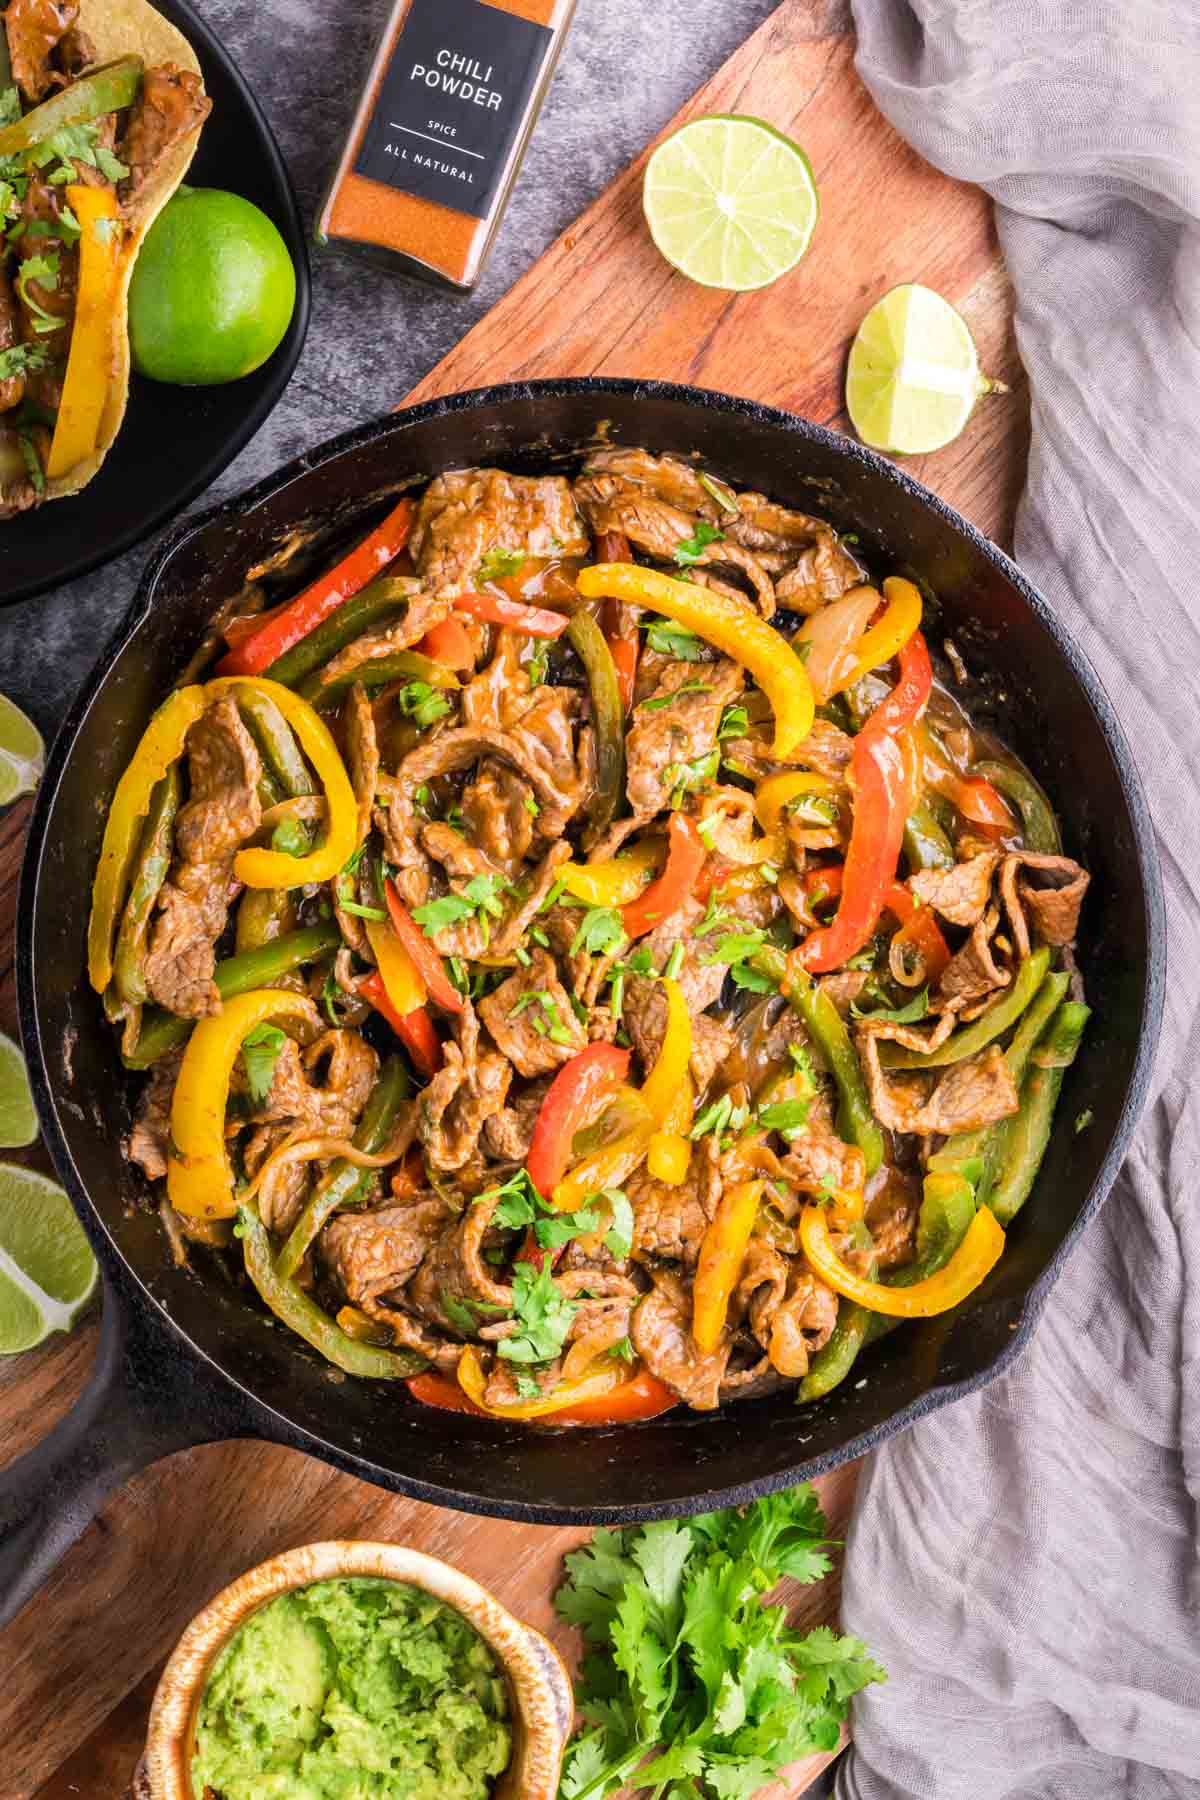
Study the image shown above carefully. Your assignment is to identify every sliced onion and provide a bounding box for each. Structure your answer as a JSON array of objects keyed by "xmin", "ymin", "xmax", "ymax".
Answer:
[{"xmin": 795, "ymin": 585, "xmax": 881, "ymax": 702}]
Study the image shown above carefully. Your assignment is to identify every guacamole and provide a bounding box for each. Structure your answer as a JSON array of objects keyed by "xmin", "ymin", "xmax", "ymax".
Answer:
[{"xmin": 191, "ymin": 1576, "xmax": 512, "ymax": 1799}]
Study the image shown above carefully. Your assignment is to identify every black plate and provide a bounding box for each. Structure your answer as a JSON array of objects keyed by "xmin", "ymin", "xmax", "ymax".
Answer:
[
  {"xmin": 0, "ymin": 380, "xmax": 1166, "ymax": 1630},
  {"xmin": 0, "ymin": 0, "xmax": 311, "ymax": 606}
]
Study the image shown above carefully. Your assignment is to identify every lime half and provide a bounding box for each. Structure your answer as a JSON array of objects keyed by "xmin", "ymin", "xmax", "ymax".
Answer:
[
  {"xmin": 846, "ymin": 283, "xmax": 1001, "ymax": 455},
  {"xmin": 0, "ymin": 1164, "xmax": 97, "ymax": 1355},
  {"xmin": 643, "ymin": 114, "xmax": 819, "ymax": 291},
  {"xmin": 0, "ymin": 694, "xmax": 43, "ymax": 806},
  {"xmin": 0, "ymin": 1030, "xmax": 36, "ymax": 1149}
]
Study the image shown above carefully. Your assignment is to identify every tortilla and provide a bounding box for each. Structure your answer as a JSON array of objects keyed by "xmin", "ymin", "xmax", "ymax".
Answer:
[{"xmin": 42, "ymin": 0, "xmax": 208, "ymax": 502}]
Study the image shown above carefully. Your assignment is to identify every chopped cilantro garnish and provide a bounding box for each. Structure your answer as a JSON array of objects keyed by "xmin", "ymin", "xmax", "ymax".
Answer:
[
  {"xmin": 241, "ymin": 1024, "xmax": 286, "ymax": 1106},
  {"xmin": 639, "ymin": 616, "xmax": 704, "ymax": 660},
  {"xmin": 640, "ymin": 678, "xmax": 712, "ymax": 712},
  {"xmin": 412, "ymin": 872, "xmax": 509, "ymax": 938},
  {"xmin": 15, "ymin": 252, "xmax": 61, "ymax": 334},
  {"xmin": 522, "ymin": 790, "xmax": 540, "ymax": 817},
  {"xmin": 477, "ymin": 545, "xmax": 527, "ymax": 584},
  {"xmin": 662, "ymin": 942, "xmax": 684, "ymax": 981},
  {"xmin": 509, "ymin": 987, "xmax": 576, "ymax": 1045},
  {"xmin": 498, "ymin": 1260, "xmax": 577, "ymax": 1365},
  {"xmin": 570, "ymin": 905, "xmax": 626, "ymax": 958},
  {"xmin": 397, "ymin": 680, "xmax": 452, "ymax": 729},
  {"xmin": 717, "ymin": 701, "xmax": 749, "ymax": 741},
  {"xmin": 689, "ymin": 1093, "xmax": 750, "ymax": 1143},
  {"xmin": 758, "ymin": 1098, "xmax": 813, "ymax": 1143},
  {"xmin": 664, "ymin": 746, "xmax": 719, "ymax": 808},
  {"xmin": 0, "ymin": 341, "xmax": 50, "ymax": 384},
  {"xmin": 526, "ymin": 640, "xmax": 550, "ymax": 685},
  {"xmin": 673, "ymin": 520, "xmax": 725, "ymax": 567}
]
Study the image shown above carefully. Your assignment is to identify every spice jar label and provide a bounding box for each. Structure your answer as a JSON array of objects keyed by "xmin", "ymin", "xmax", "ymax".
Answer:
[{"xmin": 353, "ymin": 0, "xmax": 553, "ymax": 223}]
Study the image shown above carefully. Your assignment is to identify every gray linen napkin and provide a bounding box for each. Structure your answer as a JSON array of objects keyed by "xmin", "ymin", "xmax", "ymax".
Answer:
[{"xmin": 835, "ymin": 4, "xmax": 1200, "ymax": 1795}]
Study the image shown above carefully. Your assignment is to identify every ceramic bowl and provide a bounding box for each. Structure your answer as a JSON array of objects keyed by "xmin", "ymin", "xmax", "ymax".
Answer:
[{"xmin": 133, "ymin": 1539, "xmax": 574, "ymax": 1799}]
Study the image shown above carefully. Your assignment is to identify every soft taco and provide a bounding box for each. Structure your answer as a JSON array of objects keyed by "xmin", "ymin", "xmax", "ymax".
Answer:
[{"xmin": 0, "ymin": 0, "xmax": 211, "ymax": 517}]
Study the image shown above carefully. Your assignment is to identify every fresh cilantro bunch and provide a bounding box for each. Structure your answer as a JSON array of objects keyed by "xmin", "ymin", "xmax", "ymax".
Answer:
[{"xmin": 555, "ymin": 1488, "xmax": 885, "ymax": 1799}]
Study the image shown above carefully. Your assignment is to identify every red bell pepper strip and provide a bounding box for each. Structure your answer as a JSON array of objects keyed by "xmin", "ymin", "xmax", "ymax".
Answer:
[
  {"xmin": 881, "ymin": 880, "xmax": 951, "ymax": 985},
  {"xmin": 223, "ymin": 599, "xmax": 290, "ymax": 651},
  {"xmin": 218, "ymin": 496, "xmax": 416, "ymax": 677},
  {"xmin": 526, "ymin": 1042, "xmax": 631, "ymax": 1196},
  {"xmin": 953, "ymin": 775, "xmax": 1018, "ymax": 834},
  {"xmin": 383, "ymin": 880, "xmax": 465, "ymax": 1015},
  {"xmin": 359, "ymin": 971, "xmax": 443, "ymax": 1077},
  {"xmin": 622, "ymin": 812, "xmax": 707, "ymax": 939},
  {"xmin": 544, "ymin": 1367, "xmax": 678, "ymax": 1424},
  {"xmin": 799, "ymin": 633, "xmax": 932, "ymax": 973},
  {"xmin": 406, "ymin": 1371, "xmax": 489, "ymax": 1415},
  {"xmin": 452, "ymin": 591, "xmax": 570, "ymax": 638},
  {"xmin": 418, "ymin": 616, "xmax": 476, "ymax": 669}
]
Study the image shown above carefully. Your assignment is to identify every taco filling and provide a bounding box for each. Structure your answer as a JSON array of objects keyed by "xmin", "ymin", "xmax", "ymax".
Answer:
[{"xmin": 0, "ymin": 0, "xmax": 210, "ymax": 517}]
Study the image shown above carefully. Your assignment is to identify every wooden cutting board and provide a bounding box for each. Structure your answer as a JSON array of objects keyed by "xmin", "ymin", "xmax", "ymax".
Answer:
[{"xmin": 0, "ymin": 2, "xmax": 1027, "ymax": 1793}]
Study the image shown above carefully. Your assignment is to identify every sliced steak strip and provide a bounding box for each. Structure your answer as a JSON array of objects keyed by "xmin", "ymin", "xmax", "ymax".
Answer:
[
  {"xmin": 477, "ymin": 948, "xmax": 587, "ymax": 1078},
  {"xmin": 407, "ymin": 1184, "xmax": 515, "ymax": 1333},
  {"xmin": 144, "ymin": 698, "xmax": 262, "ymax": 1017},
  {"xmin": 411, "ymin": 468, "xmax": 587, "ymax": 590},
  {"xmin": 119, "ymin": 64, "xmax": 212, "ymax": 205},
  {"xmin": 632, "ymin": 1271, "xmax": 730, "ymax": 1410},
  {"xmin": 625, "ymin": 656, "xmax": 743, "ymax": 817},
  {"xmin": 910, "ymin": 850, "xmax": 1001, "ymax": 927},
  {"xmin": 5, "ymin": 0, "xmax": 77, "ymax": 103},
  {"xmin": 417, "ymin": 1010, "xmax": 512, "ymax": 1171}
]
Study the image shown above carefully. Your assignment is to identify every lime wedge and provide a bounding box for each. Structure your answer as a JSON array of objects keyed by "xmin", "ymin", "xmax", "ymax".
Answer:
[
  {"xmin": 846, "ymin": 283, "xmax": 1001, "ymax": 455},
  {"xmin": 0, "ymin": 694, "xmax": 44, "ymax": 806},
  {"xmin": 643, "ymin": 114, "xmax": 819, "ymax": 291},
  {"xmin": 0, "ymin": 1163, "xmax": 97, "ymax": 1354},
  {"xmin": 0, "ymin": 1030, "xmax": 36, "ymax": 1149}
]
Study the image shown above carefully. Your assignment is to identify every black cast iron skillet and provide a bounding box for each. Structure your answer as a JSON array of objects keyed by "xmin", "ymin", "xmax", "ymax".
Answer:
[{"xmin": 0, "ymin": 379, "xmax": 1165, "ymax": 1630}]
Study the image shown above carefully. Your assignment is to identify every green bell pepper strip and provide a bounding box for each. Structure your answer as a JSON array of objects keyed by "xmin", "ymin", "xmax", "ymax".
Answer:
[
  {"xmin": 276, "ymin": 1054, "xmax": 410, "ymax": 1280},
  {"xmin": 972, "ymin": 759, "xmax": 1061, "ymax": 855},
  {"xmin": 111, "ymin": 766, "xmax": 180, "ymax": 1008},
  {"xmin": 903, "ymin": 802, "xmax": 956, "ymax": 871},
  {"xmin": 238, "ymin": 688, "xmax": 316, "ymax": 798},
  {"xmin": 298, "ymin": 648, "xmax": 457, "ymax": 709},
  {"xmin": 988, "ymin": 1001, "xmax": 1089, "ymax": 1226},
  {"xmin": 928, "ymin": 969, "xmax": 1070, "ymax": 1198},
  {"xmin": 238, "ymin": 1202, "xmax": 427, "ymax": 1378},
  {"xmin": 123, "ymin": 922, "xmax": 341, "ymax": 1068},
  {"xmin": 567, "ymin": 608, "xmax": 624, "ymax": 840},
  {"xmin": 753, "ymin": 945, "xmax": 885, "ymax": 1176},
  {"xmin": 881, "ymin": 947, "xmax": 1051, "ymax": 1071},
  {"xmin": 801, "ymin": 1172, "xmax": 976, "ymax": 1397},
  {"xmin": 0, "ymin": 56, "xmax": 144, "ymax": 154},
  {"xmin": 265, "ymin": 577, "xmax": 417, "ymax": 689}
]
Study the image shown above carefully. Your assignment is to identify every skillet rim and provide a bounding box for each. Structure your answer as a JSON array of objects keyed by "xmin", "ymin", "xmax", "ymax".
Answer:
[{"xmin": 16, "ymin": 376, "xmax": 1167, "ymax": 1523}]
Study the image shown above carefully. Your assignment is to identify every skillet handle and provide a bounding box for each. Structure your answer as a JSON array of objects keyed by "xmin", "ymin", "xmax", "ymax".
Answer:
[{"xmin": 0, "ymin": 1273, "xmax": 247, "ymax": 1631}]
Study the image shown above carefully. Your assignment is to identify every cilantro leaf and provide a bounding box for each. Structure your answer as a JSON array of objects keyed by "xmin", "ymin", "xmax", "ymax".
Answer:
[
  {"xmin": 396, "ymin": 680, "xmax": 452, "ymax": 729},
  {"xmin": 240, "ymin": 1023, "xmax": 286, "ymax": 1105},
  {"xmin": 716, "ymin": 703, "xmax": 749, "ymax": 741},
  {"xmin": 0, "ymin": 87, "xmax": 20, "ymax": 127},
  {"xmin": 534, "ymin": 1204, "xmax": 600, "ymax": 1252},
  {"xmin": 757, "ymin": 1098, "xmax": 812, "ymax": 1143},
  {"xmin": 640, "ymin": 678, "xmax": 712, "ymax": 713},
  {"xmin": 571, "ymin": 904, "xmax": 627, "ymax": 957},
  {"xmin": 673, "ymin": 521, "xmax": 725, "ymax": 567},
  {"xmin": 496, "ymin": 1259, "xmax": 576, "ymax": 1364},
  {"xmin": 0, "ymin": 341, "xmax": 50, "ymax": 383},
  {"xmin": 640, "ymin": 616, "xmax": 704, "ymax": 660},
  {"xmin": 477, "ymin": 545, "xmax": 527, "ymax": 583},
  {"xmin": 412, "ymin": 872, "xmax": 509, "ymax": 938},
  {"xmin": 851, "ymin": 986, "xmax": 930, "ymax": 1024},
  {"xmin": 602, "ymin": 1188, "xmax": 634, "ymax": 1261}
]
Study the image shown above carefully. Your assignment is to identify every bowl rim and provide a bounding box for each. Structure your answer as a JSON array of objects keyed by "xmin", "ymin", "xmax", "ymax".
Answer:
[
  {"xmin": 142, "ymin": 1538, "xmax": 574, "ymax": 1800},
  {"xmin": 18, "ymin": 376, "xmax": 1167, "ymax": 1522}
]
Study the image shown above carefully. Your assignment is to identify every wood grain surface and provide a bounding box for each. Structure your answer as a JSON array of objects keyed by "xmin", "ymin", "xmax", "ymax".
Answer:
[{"xmin": 1, "ymin": 1, "xmax": 1027, "ymax": 1793}]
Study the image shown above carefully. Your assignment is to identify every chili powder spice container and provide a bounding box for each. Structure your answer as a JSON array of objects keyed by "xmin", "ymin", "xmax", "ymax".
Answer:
[{"xmin": 317, "ymin": 0, "xmax": 576, "ymax": 293}]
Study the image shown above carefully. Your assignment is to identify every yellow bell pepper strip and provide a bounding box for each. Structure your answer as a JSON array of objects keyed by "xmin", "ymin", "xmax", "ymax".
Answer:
[
  {"xmin": 838, "ymin": 576, "xmax": 923, "ymax": 693},
  {"xmin": 457, "ymin": 1344, "xmax": 626, "ymax": 1419},
  {"xmin": 88, "ymin": 685, "xmax": 209, "ymax": 993},
  {"xmin": 754, "ymin": 770, "xmax": 839, "ymax": 838},
  {"xmin": 559, "ymin": 838, "xmax": 663, "ymax": 907},
  {"xmin": 639, "ymin": 977, "xmax": 692, "ymax": 1122},
  {"xmin": 646, "ymin": 1073, "xmax": 694, "ymax": 1185},
  {"xmin": 693, "ymin": 1179, "xmax": 765, "ymax": 1353},
  {"xmin": 577, "ymin": 562, "xmax": 814, "ymax": 757},
  {"xmin": 168, "ymin": 989, "xmax": 318, "ymax": 1220},
  {"xmin": 800, "ymin": 1196, "xmax": 1004, "ymax": 1317},
  {"xmin": 552, "ymin": 980, "xmax": 691, "ymax": 1210},
  {"xmin": 363, "ymin": 916, "xmax": 427, "ymax": 1016},
  {"xmin": 205, "ymin": 677, "xmax": 357, "ymax": 887},
  {"xmin": 882, "ymin": 947, "xmax": 1052, "ymax": 1071},
  {"xmin": 45, "ymin": 187, "xmax": 123, "ymax": 480}
]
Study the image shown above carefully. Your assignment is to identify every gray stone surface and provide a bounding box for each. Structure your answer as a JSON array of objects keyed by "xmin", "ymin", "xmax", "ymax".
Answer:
[{"xmin": 0, "ymin": 0, "xmax": 775, "ymax": 737}]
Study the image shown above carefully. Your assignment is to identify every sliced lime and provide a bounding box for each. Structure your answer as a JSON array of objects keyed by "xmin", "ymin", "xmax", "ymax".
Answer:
[
  {"xmin": 0, "ymin": 1030, "xmax": 36, "ymax": 1149},
  {"xmin": 846, "ymin": 282, "xmax": 1002, "ymax": 455},
  {"xmin": 0, "ymin": 694, "xmax": 44, "ymax": 806},
  {"xmin": 643, "ymin": 114, "xmax": 819, "ymax": 292},
  {"xmin": 0, "ymin": 1163, "xmax": 97, "ymax": 1355}
]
